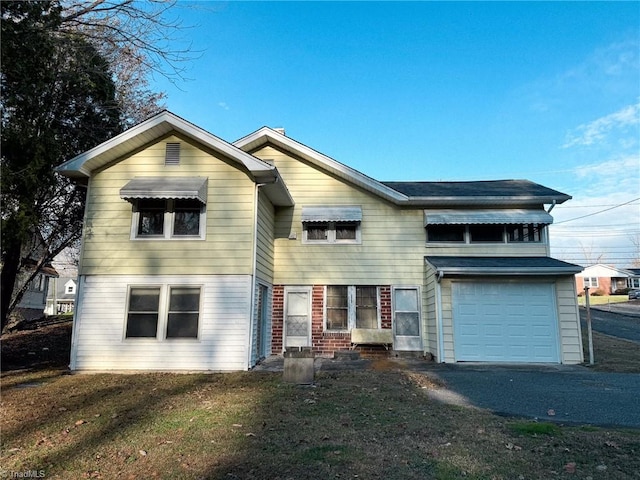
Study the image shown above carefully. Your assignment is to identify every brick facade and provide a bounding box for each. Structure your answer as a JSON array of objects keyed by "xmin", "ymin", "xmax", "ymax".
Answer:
[{"xmin": 271, "ymin": 284, "xmax": 393, "ymax": 357}]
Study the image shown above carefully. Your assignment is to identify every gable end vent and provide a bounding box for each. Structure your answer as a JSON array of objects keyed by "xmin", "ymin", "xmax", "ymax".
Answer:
[{"xmin": 165, "ymin": 142, "xmax": 181, "ymax": 166}]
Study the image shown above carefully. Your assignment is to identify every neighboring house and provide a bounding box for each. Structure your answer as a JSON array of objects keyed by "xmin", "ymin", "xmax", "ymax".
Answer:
[
  {"xmin": 626, "ymin": 268, "xmax": 640, "ymax": 289},
  {"xmin": 45, "ymin": 278, "xmax": 77, "ymax": 315},
  {"xmin": 56, "ymin": 111, "xmax": 584, "ymax": 371},
  {"xmin": 575, "ymin": 264, "xmax": 636, "ymax": 295},
  {"xmin": 9, "ymin": 230, "xmax": 59, "ymax": 323}
]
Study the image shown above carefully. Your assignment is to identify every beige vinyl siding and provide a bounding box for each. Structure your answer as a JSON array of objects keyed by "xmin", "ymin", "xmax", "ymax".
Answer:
[
  {"xmin": 424, "ymin": 263, "xmax": 439, "ymax": 359},
  {"xmin": 253, "ymin": 147, "xmax": 426, "ymax": 286},
  {"xmin": 556, "ymin": 276, "xmax": 584, "ymax": 364},
  {"xmin": 426, "ymin": 243, "xmax": 549, "ymax": 257},
  {"xmin": 438, "ymin": 278, "xmax": 455, "ymax": 362},
  {"xmin": 71, "ymin": 274, "xmax": 252, "ymax": 371},
  {"xmin": 79, "ymin": 136, "xmax": 256, "ymax": 276},
  {"xmin": 256, "ymin": 191, "xmax": 275, "ymax": 283}
]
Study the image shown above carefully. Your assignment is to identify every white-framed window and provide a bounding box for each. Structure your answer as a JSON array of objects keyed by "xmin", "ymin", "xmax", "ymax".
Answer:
[
  {"xmin": 627, "ymin": 278, "xmax": 640, "ymax": 289},
  {"xmin": 303, "ymin": 221, "xmax": 361, "ymax": 244},
  {"xmin": 324, "ymin": 286, "xmax": 380, "ymax": 331},
  {"xmin": 583, "ymin": 277, "xmax": 599, "ymax": 288},
  {"xmin": 124, "ymin": 285, "xmax": 201, "ymax": 340},
  {"xmin": 65, "ymin": 283, "xmax": 76, "ymax": 295},
  {"xmin": 131, "ymin": 199, "xmax": 206, "ymax": 240},
  {"xmin": 426, "ymin": 224, "xmax": 544, "ymax": 244}
]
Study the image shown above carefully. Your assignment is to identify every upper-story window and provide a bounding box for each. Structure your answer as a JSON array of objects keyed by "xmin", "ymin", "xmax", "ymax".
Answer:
[
  {"xmin": 424, "ymin": 209, "xmax": 550, "ymax": 244},
  {"xmin": 135, "ymin": 199, "xmax": 204, "ymax": 238},
  {"xmin": 302, "ymin": 206, "xmax": 362, "ymax": 244},
  {"xmin": 120, "ymin": 177, "xmax": 208, "ymax": 240},
  {"xmin": 426, "ymin": 224, "xmax": 544, "ymax": 243}
]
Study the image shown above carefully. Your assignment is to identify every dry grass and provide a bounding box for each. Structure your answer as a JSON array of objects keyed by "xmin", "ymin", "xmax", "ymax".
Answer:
[
  {"xmin": 2, "ymin": 322, "xmax": 640, "ymax": 479},
  {"xmin": 583, "ymin": 328, "xmax": 640, "ymax": 373}
]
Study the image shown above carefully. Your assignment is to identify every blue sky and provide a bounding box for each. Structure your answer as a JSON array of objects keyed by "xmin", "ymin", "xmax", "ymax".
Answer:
[{"xmin": 154, "ymin": 1, "xmax": 640, "ymax": 268}]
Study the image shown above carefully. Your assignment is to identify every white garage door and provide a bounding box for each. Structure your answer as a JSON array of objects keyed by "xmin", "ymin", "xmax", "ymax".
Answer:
[{"xmin": 452, "ymin": 282, "xmax": 559, "ymax": 363}]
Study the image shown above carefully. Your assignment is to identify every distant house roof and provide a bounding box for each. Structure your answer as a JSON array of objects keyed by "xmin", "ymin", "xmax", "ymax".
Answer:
[
  {"xmin": 576, "ymin": 264, "xmax": 633, "ymax": 278},
  {"xmin": 426, "ymin": 256, "xmax": 583, "ymax": 276}
]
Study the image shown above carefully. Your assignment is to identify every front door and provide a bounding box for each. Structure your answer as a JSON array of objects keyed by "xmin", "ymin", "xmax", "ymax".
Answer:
[
  {"xmin": 284, "ymin": 287, "xmax": 312, "ymax": 349},
  {"xmin": 393, "ymin": 287, "xmax": 423, "ymax": 351}
]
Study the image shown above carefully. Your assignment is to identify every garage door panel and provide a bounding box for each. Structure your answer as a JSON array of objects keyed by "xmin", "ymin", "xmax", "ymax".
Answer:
[{"xmin": 452, "ymin": 282, "xmax": 559, "ymax": 363}]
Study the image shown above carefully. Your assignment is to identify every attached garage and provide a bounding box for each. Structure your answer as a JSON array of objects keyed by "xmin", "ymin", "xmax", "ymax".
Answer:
[
  {"xmin": 452, "ymin": 282, "xmax": 559, "ymax": 362},
  {"xmin": 426, "ymin": 256, "xmax": 584, "ymax": 364}
]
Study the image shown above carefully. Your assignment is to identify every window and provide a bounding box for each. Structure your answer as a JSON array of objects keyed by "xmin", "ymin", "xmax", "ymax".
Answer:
[
  {"xmin": 303, "ymin": 222, "xmax": 360, "ymax": 244},
  {"xmin": 469, "ymin": 225, "xmax": 504, "ymax": 243},
  {"xmin": 133, "ymin": 199, "xmax": 205, "ymax": 239},
  {"xmin": 426, "ymin": 225, "xmax": 465, "ymax": 242},
  {"xmin": 166, "ymin": 287, "xmax": 200, "ymax": 338},
  {"xmin": 628, "ymin": 278, "xmax": 640, "ymax": 289},
  {"xmin": 325, "ymin": 286, "xmax": 379, "ymax": 331},
  {"xmin": 125, "ymin": 287, "xmax": 161, "ymax": 338},
  {"xmin": 326, "ymin": 286, "xmax": 348, "ymax": 330},
  {"xmin": 356, "ymin": 286, "xmax": 378, "ymax": 329},
  {"xmin": 65, "ymin": 283, "xmax": 76, "ymax": 295},
  {"xmin": 507, "ymin": 224, "xmax": 542, "ymax": 242},
  {"xmin": 125, "ymin": 285, "xmax": 201, "ymax": 339},
  {"xmin": 584, "ymin": 277, "xmax": 599, "ymax": 288},
  {"xmin": 426, "ymin": 224, "xmax": 544, "ymax": 244}
]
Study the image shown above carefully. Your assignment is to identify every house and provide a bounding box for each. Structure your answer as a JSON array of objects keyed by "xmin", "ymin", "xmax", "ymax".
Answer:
[
  {"xmin": 625, "ymin": 268, "xmax": 640, "ymax": 289},
  {"xmin": 575, "ymin": 264, "xmax": 637, "ymax": 295},
  {"xmin": 45, "ymin": 278, "xmax": 77, "ymax": 315},
  {"xmin": 56, "ymin": 111, "xmax": 584, "ymax": 371},
  {"xmin": 8, "ymin": 230, "xmax": 59, "ymax": 323}
]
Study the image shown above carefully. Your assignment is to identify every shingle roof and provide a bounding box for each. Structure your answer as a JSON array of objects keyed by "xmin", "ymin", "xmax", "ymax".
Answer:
[
  {"xmin": 425, "ymin": 256, "xmax": 583, "ymax": 275},
  {"xmin": 383, "ymin": 180, "xmax": 570, "ymax": 200}
]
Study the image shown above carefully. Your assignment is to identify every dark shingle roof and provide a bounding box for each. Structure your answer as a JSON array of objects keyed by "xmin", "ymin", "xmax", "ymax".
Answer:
[
  {"xmin": 382, "ymin": 180, "xmax": 570, "ymax": 200},
  {"xmin": 425, "ymin": 256, "xmax": 583, "ymax": 275}
]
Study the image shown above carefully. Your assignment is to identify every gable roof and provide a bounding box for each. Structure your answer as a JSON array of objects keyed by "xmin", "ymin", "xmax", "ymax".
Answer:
[
  {"xmin": 56, "ymin": 111, "xmax": 294, "ymax": 206},
  {"xmin": 234, "ymin": 127, "xmax": 408, "ymax": 204},
  {"xmin": 576, "ymin": 264, "xmax": 635, "ymax": 278},
  {"xmin": 235, "ymin": 127, "xmax": 571, "ymax": 207}
]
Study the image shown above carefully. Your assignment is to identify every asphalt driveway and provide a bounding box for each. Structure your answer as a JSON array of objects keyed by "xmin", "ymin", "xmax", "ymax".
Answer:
[
  {"xmin": 408, "ymin": 362, "xmax": 640, "ymax": 429},
  {"xmin": 581, "ymin": 301, "xmax": 640, "ymax": 343}
]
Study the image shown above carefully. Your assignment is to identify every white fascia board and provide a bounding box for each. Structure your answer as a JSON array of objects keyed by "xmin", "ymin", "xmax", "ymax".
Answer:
[{"xmin": 234, "ymin": 128, "xmax": 408, "ymax": 204}]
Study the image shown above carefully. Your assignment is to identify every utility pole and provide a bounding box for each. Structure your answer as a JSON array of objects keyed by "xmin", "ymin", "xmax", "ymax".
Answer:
[{"xmin": 584, "ymin": 286, "xmax": 594, "ymax": 365}]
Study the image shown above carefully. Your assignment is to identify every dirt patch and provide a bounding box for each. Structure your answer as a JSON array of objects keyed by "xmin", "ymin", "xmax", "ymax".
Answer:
[{"xmin": 1, "ymin": 320, "xmax": 72, "ymax": 372}]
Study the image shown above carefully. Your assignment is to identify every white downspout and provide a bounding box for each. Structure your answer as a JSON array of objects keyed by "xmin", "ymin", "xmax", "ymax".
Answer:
[
  {"xmin": 435, "ymin": 270, "xmax": 445, "ymax": 363},
  {"xmin": 248, "ymin": 183, "xmax": 265, "ymax": 369}
]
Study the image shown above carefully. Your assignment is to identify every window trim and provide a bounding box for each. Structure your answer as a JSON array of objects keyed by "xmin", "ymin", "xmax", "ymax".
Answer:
[
  {"xmin": 124, "ymin": 284, "xmax": 202, "ymax": 341},
  {"xmin": 130, "ymin": 199, "xmax": 207, "ymax": 241},
  {"xmin": 323, "ymin": 285, "xmax": 381, "ymax": 332},
  {"xmin": 303, "ymin": 221, "xmax": 361, "ymax": 244},
  {"xmin": 583, "ymin": 277, "xmax": 599, "ymax": 288}
]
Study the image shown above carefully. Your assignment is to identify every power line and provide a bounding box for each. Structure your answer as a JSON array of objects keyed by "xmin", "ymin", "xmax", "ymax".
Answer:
[{"xmin": 553, "ymin": 197, "xmax": 640, "ymax": 225}]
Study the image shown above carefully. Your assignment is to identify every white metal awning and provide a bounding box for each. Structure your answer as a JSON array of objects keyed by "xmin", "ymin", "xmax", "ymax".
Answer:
[
  {"xmin": 424, "ymin": 209, "xmax": 553, "ymax": 226},
  {"xmin": 120, "ymin": 177, "xmax": 208, "ymax": 204},
  {"xmin": 301, "ymin": 206, "xmax": 362, "ymax": 223}
]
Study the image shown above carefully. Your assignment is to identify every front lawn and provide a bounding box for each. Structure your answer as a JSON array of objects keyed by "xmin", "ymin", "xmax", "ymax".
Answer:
[
  {"xmin": 2, "ymin": 321, "xmax": 639, "ymax": 479},
  {"xmin": 577, "ymin": 294, "xmax": 629, "ymax": 306}
]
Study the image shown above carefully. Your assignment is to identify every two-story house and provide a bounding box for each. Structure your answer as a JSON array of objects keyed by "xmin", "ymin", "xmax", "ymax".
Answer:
[{"xmin": 56, "ymin": 111, "xmax": 583, "ymax": 371}]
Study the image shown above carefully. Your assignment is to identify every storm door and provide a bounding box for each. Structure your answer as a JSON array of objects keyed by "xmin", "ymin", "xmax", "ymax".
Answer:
[
  {"xmin": 284, "ymin": 287, "xmax": 312, "ymax": 349},
  {"xmin": 393, "ymin": 287, "xmax": 423, "ymax": 351}
]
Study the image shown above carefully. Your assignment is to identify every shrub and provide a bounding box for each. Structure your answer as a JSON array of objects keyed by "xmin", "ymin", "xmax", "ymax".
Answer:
[{"xmin": 590, "ymin": 289, "xmax": 606, "ymax": 296}]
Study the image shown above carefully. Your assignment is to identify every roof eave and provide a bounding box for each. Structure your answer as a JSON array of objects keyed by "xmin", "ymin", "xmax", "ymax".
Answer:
[
  {"xmin": 56, "ymin": 111, "xmax": 275, "ymax": 181},
  {"xmin": 234, "ymin": 128, "xmax": 408, "ymax": 205},
  {"xmin": 433, "ymin": 267, "xmax": 583, "ymax": 276},
  {"xmin": 405, "ymin": 195, "xmax": 572, "ymax": 207}
]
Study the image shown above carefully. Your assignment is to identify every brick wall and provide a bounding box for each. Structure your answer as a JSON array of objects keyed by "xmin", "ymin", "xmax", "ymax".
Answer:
[{"xmin": 271, "ymin": 284, "xmax": 393, "ymax": 357}]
